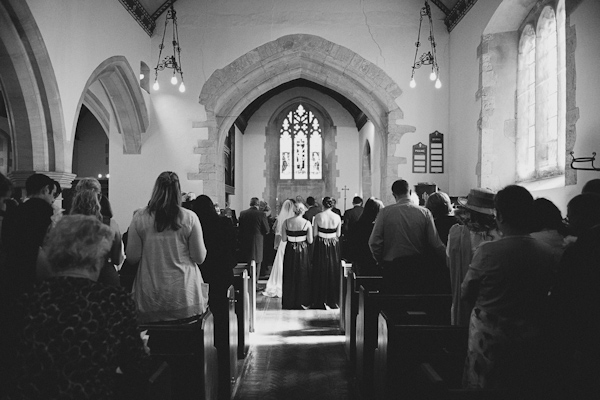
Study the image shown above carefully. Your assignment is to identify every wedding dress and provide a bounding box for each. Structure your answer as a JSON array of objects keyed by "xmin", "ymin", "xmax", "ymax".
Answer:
[{"xmin": 263, "ymin": 199, "xmax": 296, "ymax": 298}]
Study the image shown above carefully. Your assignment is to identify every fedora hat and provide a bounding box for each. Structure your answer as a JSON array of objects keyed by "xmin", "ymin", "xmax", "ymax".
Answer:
[{"xmin": 457, "ymin": 188, "xmax": 495, "ymax": 215}]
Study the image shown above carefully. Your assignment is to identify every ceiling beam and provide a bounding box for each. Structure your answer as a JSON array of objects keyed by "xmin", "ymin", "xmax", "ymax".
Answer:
[
  {"xmin": 445, "ymin": 0, "xmax": 479, "ymax": 32},
  {"xmin": 118, "ymin": 0, "xmax": 155, "ymax": 36},
  {"xmin": 151, "ymin": 0, "xmax": 178, "ymax": 20},
  {"xmin": 429, "ymin": 0, "xmax": 450, "ymax": 15}
]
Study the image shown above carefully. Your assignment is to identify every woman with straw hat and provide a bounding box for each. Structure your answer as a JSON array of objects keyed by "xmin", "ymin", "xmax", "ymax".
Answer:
[{"xmin": 447, "ymin": 188, "xmax": 501, "ymax": 326}]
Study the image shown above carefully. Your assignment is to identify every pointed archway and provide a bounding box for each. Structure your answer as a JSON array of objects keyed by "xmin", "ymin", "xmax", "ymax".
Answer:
[
  {"xmin": 74, "ymin": 56, "xmax": 149, "ymax": 155},
  {"xmin": 199, "ymin": 34, "xmax": 414, "ymax": 205}
]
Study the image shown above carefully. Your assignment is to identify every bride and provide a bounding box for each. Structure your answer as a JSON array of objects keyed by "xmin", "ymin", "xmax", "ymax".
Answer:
[{"xmin": 263, "ymin": 199, "xmax": 296, "ymax": 297}]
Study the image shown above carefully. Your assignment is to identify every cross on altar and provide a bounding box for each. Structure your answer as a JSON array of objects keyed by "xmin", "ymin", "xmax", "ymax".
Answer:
[{"xmin": 341, "ymin": 185, "xmax": 349, "ymax": 212}]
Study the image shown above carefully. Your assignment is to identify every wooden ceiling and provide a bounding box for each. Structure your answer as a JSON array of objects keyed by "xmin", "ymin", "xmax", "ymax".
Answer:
[{"xmin": 119, "ymin": 0, "xmax": 478, "ymax": 36}]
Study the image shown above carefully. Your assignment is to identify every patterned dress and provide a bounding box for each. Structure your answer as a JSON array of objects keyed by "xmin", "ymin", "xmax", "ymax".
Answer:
[
  {"xmin": 311, "ymin": 226, "xmax": 341, "ymax": 308},
  {"xmin": 4, "ymin": 277, "xmax": 149, "ymax": 399},
  {"xmin": 282, "ymin": 222, "xmax": 311, "ymax": 309}
]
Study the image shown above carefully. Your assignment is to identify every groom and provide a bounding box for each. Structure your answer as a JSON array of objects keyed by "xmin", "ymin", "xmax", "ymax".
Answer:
[{"xmin": 239, "ymin": 197, "xmax": 270, "ymax": 280}]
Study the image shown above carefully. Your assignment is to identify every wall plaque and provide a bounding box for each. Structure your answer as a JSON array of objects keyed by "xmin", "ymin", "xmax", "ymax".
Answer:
[
  {"xmin": 412, "ymin": 142, "xmax": 427, "ymax": 173},
  {"xmin": 429, "ymin": 131, "xmax": 444, "ymax": 173}
]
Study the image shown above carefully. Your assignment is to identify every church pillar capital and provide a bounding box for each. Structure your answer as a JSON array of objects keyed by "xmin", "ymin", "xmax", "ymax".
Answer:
[{"xmin": 8, "ymin": 170, "xmax": 77, "ymax": 190}]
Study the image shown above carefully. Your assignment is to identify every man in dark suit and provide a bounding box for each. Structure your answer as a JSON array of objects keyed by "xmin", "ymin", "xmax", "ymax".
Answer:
[
  {"xmin": 303, "ymin": 196, "xmax": 321, "ymax": 223},
  {"xmin": 1, "ymin": 173, "xmax": 57, "ymax": 299},
  {"xmin": 342, "ymin": 196, "xmax": 363, "ymax": 261},
  {"xmin": 239, "ymin": 197, "xmax": 270, "ymax": 278}
]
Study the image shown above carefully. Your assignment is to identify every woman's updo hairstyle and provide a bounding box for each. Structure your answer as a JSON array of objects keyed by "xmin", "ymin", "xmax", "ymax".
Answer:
[
  {"xmin": 322, "ymin": 196, "xmax": 333, "ymax": 209},
  {"xmin": 292, "ymin": 201, "xmax": 306, "ymax": 216}
]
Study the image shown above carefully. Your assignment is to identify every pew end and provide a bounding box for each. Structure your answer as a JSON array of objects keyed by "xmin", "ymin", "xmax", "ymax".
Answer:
[{"xmin": 140, "ymin": 311, "xmax": 219, "ymax": 400}]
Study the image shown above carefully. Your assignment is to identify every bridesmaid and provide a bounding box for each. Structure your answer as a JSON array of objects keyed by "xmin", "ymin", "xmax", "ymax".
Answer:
[
  {"xmin": 311, "ymin": 196, "xmax": 342, "ymax": 309},
  {"xmin": 281, "ymin": 202, "xmax": 313, "ymax": 309}
]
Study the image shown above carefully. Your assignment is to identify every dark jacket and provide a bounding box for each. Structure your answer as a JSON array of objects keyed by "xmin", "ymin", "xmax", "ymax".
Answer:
[
  {"xmin": 0, "ymin": 198, "xmax": 54, "ymax": 297},
  {"xmin": 238, "ymin": 207, "xmax": 270, "ymax": 263}
]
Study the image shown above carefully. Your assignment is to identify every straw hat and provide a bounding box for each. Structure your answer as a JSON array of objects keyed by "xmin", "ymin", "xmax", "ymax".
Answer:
[{"xmin": 457, "ymin": 188, "xmax": 495, "ymax": 215}]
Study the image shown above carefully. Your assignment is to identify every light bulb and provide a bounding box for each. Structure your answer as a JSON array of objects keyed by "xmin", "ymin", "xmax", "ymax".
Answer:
[
  {"xmin": 139, "ymin": 73, "xmax": 145, "ymax": 80},
  {"xmin": 171, "ymin": 75, "xmax": 178, "ymax": 85},
  {"xmin": 429, "ymin": 71, "xmax": 437, "ymax": 81},
  {"xmin": 106, "ymin": 174, "xmax": 110, "ymax": 179},
  {"xmin": 98, "ymin": 174, "xmax": 102, "ymax": 179},
  {"xmin": 409, "ymin": 78, "xmax": 416, "ymax": 88},
  {"xmin": 179, "ymin": 82, "xmax": 186, "ymax": 93},
  {"xmin": 435, "ymin": 78, "xmax": 442, "ymax": 89},
  {"xmin": 153, "ymin": 81, "xmax": 159, "ymax": 91}
]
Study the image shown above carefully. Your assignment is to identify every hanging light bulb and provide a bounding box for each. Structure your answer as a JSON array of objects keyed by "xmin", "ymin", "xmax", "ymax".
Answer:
[
  {"xmin": 139, "ymin": 73, "xmax": 145, "ymax": 80},
  {"xmin": 171, "ymin": 75, "xmax": 178, "ymax": 85},
  {"xmin": 153, "ymin": 81, "xmax": 159, "ymax": 91},
  {"xmin": 179, "ymin": 82, "xmax": 186, "ymax": 93},
  {"xmin": 409, "ymin": 78, "xmax": 417, "ymax": 89},
  {"xmin": 435, "ymin": 78, "xmax": 442, "ymax": 89},
  {"xmin": 429, "ymin": 70, "xmax": 437, "ymax": 81}
]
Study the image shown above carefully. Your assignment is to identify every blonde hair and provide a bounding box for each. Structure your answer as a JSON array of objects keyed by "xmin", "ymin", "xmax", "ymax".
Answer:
[
  {"xmin": 44, "ymin": 215, "xmax": 112, "ymax": 273},
  {"xmin": 70, "ymin": 189, "xmax": 102, "ymax": 220}
]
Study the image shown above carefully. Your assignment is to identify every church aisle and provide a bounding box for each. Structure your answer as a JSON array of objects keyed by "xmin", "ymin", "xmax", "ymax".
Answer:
[{"xmin": 233, "ymin": 286, "xmax": 357, "ymax": 400}]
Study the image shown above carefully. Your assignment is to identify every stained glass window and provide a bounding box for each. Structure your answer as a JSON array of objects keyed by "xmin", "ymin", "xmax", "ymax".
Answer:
[{"xmin": 279, "ymin": 104, "xmax": 322, "ymax": 180}]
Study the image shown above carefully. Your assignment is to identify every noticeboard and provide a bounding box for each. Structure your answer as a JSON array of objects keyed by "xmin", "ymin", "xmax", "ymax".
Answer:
[
  {"xmin": 429, "ymin": 131, "xmax": 444, "ymax": 173},
  {"xmin": 413, "ymin": 142, "xmax": 427, "ymax": 173}
]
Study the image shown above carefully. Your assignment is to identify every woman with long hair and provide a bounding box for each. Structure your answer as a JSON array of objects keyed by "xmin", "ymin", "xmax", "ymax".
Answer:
[
  {"xmin": 191, "ymin": 194, "xmax": 236, "ymax": 399},
  {"xmin": 350, "ymin": 197, "xmax": 384, "ymax": 276},
  {"xmin": 281, "ymin": 201, "xmax": 313, "ymax": 309},
  {"xmin": 69, "ymin": 187, "xmax": 124, "ymax": 287},
  {"xmin": 126, "ymin": 172, "xmax": 207, "ymax": 323},
  {"xmin": 311, "ymin": 196, "xmax": 342, "ymax": 309},
  {"xmin": 263, "ymin": 199, "xmax": 296, "ymax": 298}
]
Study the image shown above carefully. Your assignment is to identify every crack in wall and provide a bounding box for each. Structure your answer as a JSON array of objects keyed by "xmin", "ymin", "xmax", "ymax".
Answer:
[{"xmin": 360, "ymin": 0, "xmax": 385, "ymax": 66}]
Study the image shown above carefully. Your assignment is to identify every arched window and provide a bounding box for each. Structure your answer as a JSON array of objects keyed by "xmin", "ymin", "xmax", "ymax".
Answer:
[
  {"xmin": 516, "ymin": 4, "xmax": 565, "ymax": 183},
  {"xmin": 279, "ymin": 104, "xmax": 322, "ymax": 180}
]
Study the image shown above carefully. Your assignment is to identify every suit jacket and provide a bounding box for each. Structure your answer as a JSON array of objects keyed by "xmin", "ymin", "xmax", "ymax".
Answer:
[
  {"xmin": 343, "ymin": 205, "xmax": 363, "ymax": 234},
  {"xmin": 303, "ymin": 205, "xmax": 321, "ymax": 223},
  {"xmin": 238, "ymin": 207, "xmax": 270, "ymax": 263}
]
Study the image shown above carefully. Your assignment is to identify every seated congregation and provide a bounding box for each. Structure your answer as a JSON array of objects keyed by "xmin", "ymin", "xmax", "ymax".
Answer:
[{"xmin": 0, "ymin": 170, "xmax": 599, "ymax": 399}]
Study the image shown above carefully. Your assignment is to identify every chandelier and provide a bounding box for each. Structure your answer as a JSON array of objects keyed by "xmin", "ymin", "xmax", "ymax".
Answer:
[
  {"xmin": 409, "ymin": 1, "xmax": 441, "ymax": 89},
  {"xmin": 152, "ymin": 5, "xmax": 185, "ymax": 93}
]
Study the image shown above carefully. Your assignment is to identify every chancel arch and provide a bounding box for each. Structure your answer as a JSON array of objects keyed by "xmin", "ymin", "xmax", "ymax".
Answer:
[{"xmin": 199, "ymin": 34, "xmax": 410, "ymax": 206}]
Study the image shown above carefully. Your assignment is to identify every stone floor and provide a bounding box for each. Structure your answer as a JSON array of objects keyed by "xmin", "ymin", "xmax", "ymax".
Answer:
[{"xmin": 233, "ymin": 282, "xmax": 357, "ymax": 400}]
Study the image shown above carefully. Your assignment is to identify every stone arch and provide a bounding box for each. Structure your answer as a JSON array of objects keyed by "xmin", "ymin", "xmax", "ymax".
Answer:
[
  {"xmin": 0, "ymin": 0, "xmax": 66, "ymax": 177},
  {"xmin": 199, "ymin": 34, "xmax": 412, "ymax": 204},
  {"xmin": 74, "ymin": 56, "xmax": 149, "ymax": 154}
]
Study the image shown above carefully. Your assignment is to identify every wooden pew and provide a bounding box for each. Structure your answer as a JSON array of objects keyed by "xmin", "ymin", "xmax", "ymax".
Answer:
[
  {"xmin": 344, "ymin": 272, "xmax": 383, "ymax": 368},
  {"xmin": 140, "ymin": 311, "xmax": 219, "ymax": 400},
  {"xmin": 339, "ymin": 261, "xmax": 353, "ymax": 333},
  {"xmin": 373, "ymin": 311, "xmax": 467, "ymax": 399},
  {"xmin": 418, "ymin": 362, "xmax": 512, "ymax": 400},
  {"xmin": 355, "ymin": 287, "xmax": 451, "ymax": 395},
  {"xmin": 217, "ymin": 285, "xmax": 238, "ymax": 400},
  {"xmin": 233, "ymin": 266, "xmax": 250, "ymax": 359}
]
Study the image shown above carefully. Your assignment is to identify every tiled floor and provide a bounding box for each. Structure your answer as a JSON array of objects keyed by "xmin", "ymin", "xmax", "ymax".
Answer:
[{"xmin": 233, "ymin": 283, "xmax": 357, "ymax": 400}]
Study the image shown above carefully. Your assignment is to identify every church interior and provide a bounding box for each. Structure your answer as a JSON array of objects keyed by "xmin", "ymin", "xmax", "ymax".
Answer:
[{"xmin": 1, "ymin": 0, "xmax": 599, "ymax": 398}]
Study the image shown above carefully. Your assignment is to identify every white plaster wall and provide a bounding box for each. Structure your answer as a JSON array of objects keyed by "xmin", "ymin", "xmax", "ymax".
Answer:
[
  {"xmin": 241, "ymin": 87, "xmax": 359, "ymax": 209},
  {"xmin": 448, "ymin": 0, "xmax": 503, "ymax": 197}
]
